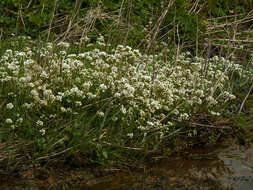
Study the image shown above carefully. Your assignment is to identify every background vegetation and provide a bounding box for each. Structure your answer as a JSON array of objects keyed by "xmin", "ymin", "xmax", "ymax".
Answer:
[{"xmin": 1, "ymin": 0, "xmax": 253, "ymax": 49}]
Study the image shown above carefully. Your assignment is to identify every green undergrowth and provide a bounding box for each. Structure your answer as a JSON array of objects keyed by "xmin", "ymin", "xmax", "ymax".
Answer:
[
  {"xmin": 232, "ymin": 93, "xmax": 253, "ymax": 145},
  {"xmin": 0, "ymin": 36, "xmax": 252, "ymax": 174},
  {"xmin": 1, "ymin": 0, "xmax": 253, "ymax": 49}
]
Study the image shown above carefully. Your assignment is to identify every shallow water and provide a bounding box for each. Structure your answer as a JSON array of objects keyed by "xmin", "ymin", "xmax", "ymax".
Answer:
[
  {"xmin": 76, "ymin": 144, "xmax": 253, "ymax": 190},
  {"xmin": 1, "ymin": 144, "xmax": 253, "ymax": 190}
]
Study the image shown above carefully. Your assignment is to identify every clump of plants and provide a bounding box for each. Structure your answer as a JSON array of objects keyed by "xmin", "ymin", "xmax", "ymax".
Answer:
[{"xmin": 0, "ymin": 35, "xmax": 252, "ymax": 169}]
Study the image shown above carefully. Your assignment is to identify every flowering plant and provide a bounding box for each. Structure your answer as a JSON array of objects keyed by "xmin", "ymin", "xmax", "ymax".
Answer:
[{"xmin": 0, "ymin": 36, "xmax": 252, "ymax": 154}]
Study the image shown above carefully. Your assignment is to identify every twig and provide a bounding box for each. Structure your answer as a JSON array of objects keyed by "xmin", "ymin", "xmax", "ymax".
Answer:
[
  {"xmin": 165, "ymin": 128, "xmax": 181, "ymax": 137},
  {"xmin": 188, "ymin": 122, "xmax": 231, "ymax": 129},
  {"xmin": 175, "ymin": 24, "xmax": 180, "ymax": 65},
  {"xmin": 47, "ymin": 0, "xmax": 58, "ymax": 42},
  {"xmin": 204, "ymin": 38, "xmax": 211, "ymax": 78},
  {"xmin": 26, "ymin": 0, "xmax": 33, "ymax": 9},
  {"xmin": 188, "ymin": 0, "xmax": 201, "ymax": 15},
  {"xmin": 146, "ymin": 0, "xmax": 175, "ymax": 52},
  {"xmin": 160, "ymin": 103, "xmax": 184, "ymax": 123},
  {"xmin": 207, "ymin": 38, "xmax": 253, "ymax": 43},
  {"xmin": 238, "ymin": 81, "xmax": 253, "ymax": 115},
  {"xmin": 36, "ymin": 147, "xmax": 73, "ymax": 160},
  {"xmin": 78, "ymin": 97, "xmax": 113, "ymax": 110},
  {"xmin": 103, "ymin": 142, "xmax": 143, "ymax": 151},
  {"xmin": 62, "ymin": 0, "xmax": 82, "ymax": 41},
  {"xmin": 123, "ymin": 0, "xmax": 132, "ymax": 45}
]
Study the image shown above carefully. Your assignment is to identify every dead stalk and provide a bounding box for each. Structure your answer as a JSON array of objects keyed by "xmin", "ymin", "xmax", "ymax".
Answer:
[
  {"xmin": 146, "ymin": 0, "xmax": 175, "ymax": 52},
  {"xmin": 238, "ymin": 81, "xmax": 253, "ymax": 115},
  {"xmin": 188, "ymin": 122, "xmax": 231, "ymax": 129},
  {"xmin": 123, "ymin": 0, "xmax": 132, "ymax": 45},
  {"xmin": 62, "ymin": 0, "xmax": 82, "ymax": 41},
  {"xmin": 47, "ymin": 0, "xmax": 58, "ymax": 42},
  {"xmin": 37, "ymin": 147, "xmax": 73, "ymax": 160},
  {"xmin": 204, "ymin": 38, "xmax": 211, "ymax": 78}
]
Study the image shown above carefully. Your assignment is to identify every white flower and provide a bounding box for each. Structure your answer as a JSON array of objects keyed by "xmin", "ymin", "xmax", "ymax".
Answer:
[
  {"xmin": 36, "ymin": 120, "xmax": 44, "ymax": 126},
  {"xmin": 46, "ymin": 42, "xmax": 53, "ymax": 50},
  {"xmin": 39, "ymin": 99, "xmax": 48, "ymax": 106},
  {"xmin": 28, "ymin": 83, "xmax": 35, "ymax": 88},
  {"xmin": 59, "ymin": 50, "xmax": 66, "ymax": 56},
  {"xmin": 6, "ymin": 103, "xmax": 14, "ymax": 109},
  {"xmin": 80, "ymin": 36, "xmax": 90, "ymax": 43},
  {"xmin": 206, "ymin": 96, "xmax": 217, "ymax": 105},
  {"xmin": 31, "ymin": 89, "xmax": 39, "ymax": 97},
  {"xmin": 210, "ymin": 111, "xmax": 221, "ymax": 116},
  {"xmin": 24, "ymin": 59, "xmax": 34, "ymax": 66},
  {"xmin": 87, "ymin": 92, "xmax": 96, "ymax": 99},
  {"xmin": 97, "ymin": 35, "xmax": 104, "ymax": 42},
  {"xmin": 19, "ymin": 76, "xmax": 32, "ymax": 83},
  {"xmin": 75, "ymin": 101, "xmax": 82, "ymax": 106},
  {"xmin": 16, "ymin": 118, "xmax": 23, "ymax": 124},
  {"xmin": 179, "ymin": 113, "xmax": 189, "ymax": 120},
  {"xmin": 55, "ymin": 95, "xmax": 62, "ymax": 102},
  {"xmin": 70, "ymin": 87, "xmax": 83, "ymax": 96},
  {"xmin": 83, "ymin": 82, "xmax": 92, "ymax": 91},
  {"xmin": 23, "ymin": 103, "xmax": 33, "ymax": 109},
  {"xmin": 57, "ymin": 42, "xmax": 70, "ymax": 48},
  {"xmin": 40, "ymin": 129, "xmax": 46, "ymax": 136},
  {"xmin": 6, "ymin": 118, "xmax": 13, "ymax": 124},
  {"xmin": 67, "ymin": 54, "xmax": 77, "ymax": 58},
  {"xmin": 140, "ymin": 110, "xmax": 145, "ymax": 118},
  {"xmin": 61, "ymin": 107, "xmax": 67, "ymax": 112},
  {"xmin": 99, "ymin": 84, "xmax": 107, "ymax": 91},
  {"xmin": 112, "ymin": 116, "xmax": 118, "ymax": 121},
  {"xmin": 127, "ymin": 133, "xmax": 134, "ymax": 138},
  {"xmin": 229, "ymin": 94, "xmax": 236, "ymax": 100},
  {"xmin": 40, "ymin": 71, "xmax": 48, "ymax": 78},
  {"xmin": 50, "ymin": 114, "xmax": 57, "ymax": 118},
  {"xmin": 114, "ymin": 92, "xmax": 121, "ymax": 98},
  {"xmin": 43, "ymin": 89, "xmax": 53, "ymax": 98},
  {"xmin": 120, "ymin": 106, "xmax": 127, "ymax": 115},
  {"xmin": 97, "ymin": 111, "xmax": 105, "ymax": 117}
]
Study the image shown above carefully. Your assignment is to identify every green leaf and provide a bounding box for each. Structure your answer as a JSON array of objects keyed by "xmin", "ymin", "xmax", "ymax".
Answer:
[{"xmin": 102, "ymin": 150, "xmax": 108, "ymax": 159}]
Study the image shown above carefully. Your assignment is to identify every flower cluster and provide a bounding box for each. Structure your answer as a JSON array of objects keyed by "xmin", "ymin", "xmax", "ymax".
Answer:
[{"xmin": 0, "ymin": 37, "xmax": 251, "ymax": 138}]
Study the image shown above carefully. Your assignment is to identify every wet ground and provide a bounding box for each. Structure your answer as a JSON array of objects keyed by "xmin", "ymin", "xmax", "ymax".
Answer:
[{"xmin": 1, "ymin": 142, "xmax": 253, "ymax": 190}]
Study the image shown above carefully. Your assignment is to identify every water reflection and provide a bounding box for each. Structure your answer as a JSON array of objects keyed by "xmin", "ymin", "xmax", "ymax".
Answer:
[
  {"xmin": 79, "ymin": 145, "xmax": 253, "ymax": 190},
  {"xmin": 1, "ymin": 145, "xmax": 253, "ymax": 190}
]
